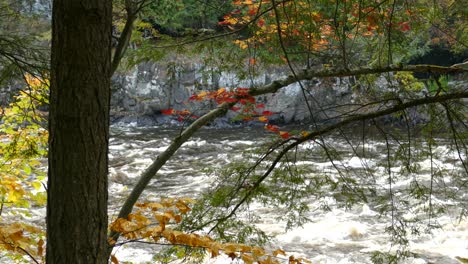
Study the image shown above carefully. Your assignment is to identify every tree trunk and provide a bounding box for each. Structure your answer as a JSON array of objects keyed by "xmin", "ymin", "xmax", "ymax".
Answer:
[{"xmin": 47, "ymin": 1, "xmax": 111, "ymax": 263}]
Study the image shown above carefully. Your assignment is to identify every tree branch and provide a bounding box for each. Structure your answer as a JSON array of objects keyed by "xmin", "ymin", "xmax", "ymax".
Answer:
[
  {"xmin": 208, "ymin": 91, "xmax": 468, "ymax": 226},
  {"xmin": 107, "ymin": 63, "xmax": 467, "ymax": 254}
]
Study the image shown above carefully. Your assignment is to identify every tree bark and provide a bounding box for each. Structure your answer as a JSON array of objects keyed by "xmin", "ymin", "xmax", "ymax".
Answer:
[{"xmin": 47, "ymin": 1, "xmax": 111, "ymax": 263}]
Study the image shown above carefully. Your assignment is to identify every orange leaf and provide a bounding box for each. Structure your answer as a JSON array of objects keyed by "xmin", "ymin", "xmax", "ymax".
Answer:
[
  {"xmin": 258, "ymin": 116, "xmax": 268, "ymax": 122},
  {"xmin": 174, "ymin": 214, "xmax": 182, "ymax": 223},
  {"xmin": 111, "ymin": 255, "xmax": 119, "ymax": 264},
  {"xmin": 37, "ymin": 239, "xmax": 44, "ymax": 256},
  {"xmin": 249, "ymin": 58, "xmax": 256, "ymax": 65}
]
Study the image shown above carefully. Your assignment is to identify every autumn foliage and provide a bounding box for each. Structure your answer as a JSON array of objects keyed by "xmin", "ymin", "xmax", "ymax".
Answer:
[
  {"xmin": 109, "ymin": 197, "xmax": 310, "ymax": 264},
  {"xmin": 160, "ymin": 87, "xmax": 309, "ymax": 140}
]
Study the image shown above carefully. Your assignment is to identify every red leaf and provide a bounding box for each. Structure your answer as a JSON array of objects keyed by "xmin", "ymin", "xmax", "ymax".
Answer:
[
  {"xmin": 279, "ymin": 131, "xmax": 291, "ymax": 139},
  {"xmin": 218, "ymin": 20, "xmax": 231, "ymax": 25},
  {"xmin": 177, "ymin": 116, "xmax": 184, "ymax": 122},
  {"xmin": 161, "ymin": 109, "xmax": 174, "ymax": 115},
  {"xmin": 248, "ymin": 9, "xmax": 256, "ymax": 16},
  {"xmin": 257, "ymin": 18, "xmax": 265, "ymax": 27},
  {"xmin": 262, "ymin": 110, "xmax": 273, "ymax": 116},
  {"xmin": 235, "ymin": 88, "xmax": 250, "ymax": 96},
  {"xmin": 231, "ymin": 106, "xmax": 241, "ymax": 111},
  {"xmin": 246, "ymin": 96, "xmax": 256, "ymax": 104},
  {"xmin": 256, "ymin": 103, "xmax": 265, "ymax": 109},
  {"xmin": 220, "ymin": 97, "xmax": 238, "ymax": 104},
  {"xmin": 265, "ymin": 124, "xmax": 280, "ymax": 133},
  {"xmin": 399, "ymin": 21, "xmax": 411, "ymax": 31}
]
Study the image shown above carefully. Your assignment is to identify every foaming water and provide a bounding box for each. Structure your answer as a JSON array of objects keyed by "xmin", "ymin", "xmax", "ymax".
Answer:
[{"xmin": 109, "ymin": 126, "xmax": 467, "ymax": 264}]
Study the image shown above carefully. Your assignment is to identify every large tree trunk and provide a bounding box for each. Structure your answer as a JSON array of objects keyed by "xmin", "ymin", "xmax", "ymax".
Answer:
[{"xmin": 47, "ymin": 1, "xmax": 112, "ymax": 263}]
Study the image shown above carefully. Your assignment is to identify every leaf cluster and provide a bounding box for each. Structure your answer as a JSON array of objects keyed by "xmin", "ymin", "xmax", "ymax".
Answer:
[{"xmin": 109, "ymin": 197, "xmax": 309, "ymax": 264}]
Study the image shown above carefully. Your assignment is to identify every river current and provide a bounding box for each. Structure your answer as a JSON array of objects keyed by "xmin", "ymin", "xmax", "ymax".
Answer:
[{"xmin": 108, "ymin": 125, "xmax": 467, "ymax": 264}]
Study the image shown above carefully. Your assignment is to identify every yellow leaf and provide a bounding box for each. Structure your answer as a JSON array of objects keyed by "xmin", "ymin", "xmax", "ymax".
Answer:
[
  {"xmin": 175, "ymin": 200, "xmax": 191, "ymax": 214},
  {"xmin": 128, "ymin": 213, "xmax": 150, "ymax": 227},
  {"xmin": 136, "ymin": 202, "xmax": 164, "ymax": 211},
  {"xmin": 198, "ymin": 91, "xmax": 208, "ymax": 99},
  {"xmin": 110, "ymin": 218, "xmax": 137, "ymax": 233},
  {"xmin": 239, "ymin": 244, "xmax": 252, "ymax": 253},
  {"xmin": 258, "ymin": 116, "xmax": 268, "ymax": 122},
  {"xmin": 217, "ymin": 88, "xmax": 226, "ymax": 95},
  {"xmin": 209, "ymin": 242, "xmax": 221, "ymax": 257},
  {"xmin": 162, "ymin": 229, "xmax": 178, "ymax": 244},
  {"xmin": 31, "ymin": 181, "xmax": 42, "ymax": 190},
  {"xmin": 241, "ymin": 253, "xmax": 255, "ymax": 264},
  {"xmin": 107, "ymin": 237, "xmax": 116, "ymax": 246},
  {"xmin": 164, "ymin": 210, "xmax": 176, "ymax": 221},
  {"xmin": 252, "ymin": 246, "xmax": 265, "ymax": 257},
  {"xmin": 272, "ymin": 248, "xmax": 286, "ymax": 257},
  {"xmin": 223, "ymin": 243, "xmax": 239, "ymax": 254},
  {"xmin": 154, "ymin": 214, "xmax": 169, "ymax": 226},
  {"xmin": 175, "ymin": 233, "xmax": 192, "ymax": 246},
  {"xmin": 180, "ymin": 197, "xmax": 196, "ymax": 204}
]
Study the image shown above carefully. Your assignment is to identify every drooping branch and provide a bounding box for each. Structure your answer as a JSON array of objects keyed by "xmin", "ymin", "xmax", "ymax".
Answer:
[
  {"xmin": 107, "ymin": 63, "xmax": 467, "ymax": 252},
  {"xmin": 206, "ymin": 91, "xmax": 468, "ymax": 227}
]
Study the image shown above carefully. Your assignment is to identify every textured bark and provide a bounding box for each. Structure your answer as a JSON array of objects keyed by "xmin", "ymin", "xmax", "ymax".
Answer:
[{"xmin": 47, "ymin": 1, "xmax": 112, "ymax": 263}]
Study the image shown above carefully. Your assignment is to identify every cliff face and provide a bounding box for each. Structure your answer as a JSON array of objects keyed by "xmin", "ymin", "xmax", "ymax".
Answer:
[{"xmin": 110, "ymin": 61, "xmax": 362, "ymax": 127}]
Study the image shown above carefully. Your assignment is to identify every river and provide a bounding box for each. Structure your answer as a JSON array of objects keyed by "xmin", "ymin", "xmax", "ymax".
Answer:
[{"xmin": 108, "ymin": 125, "xmax": 467, "ymax": 264}]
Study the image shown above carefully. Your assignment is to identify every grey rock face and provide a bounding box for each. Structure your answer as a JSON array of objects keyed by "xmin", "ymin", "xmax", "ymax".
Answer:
[{"xmin": 110, "ymin": 61, "xmax": 384, "ymax": 127}]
